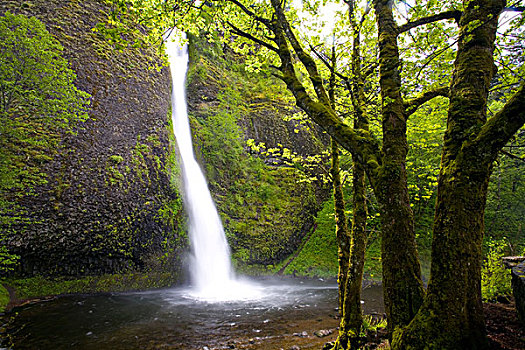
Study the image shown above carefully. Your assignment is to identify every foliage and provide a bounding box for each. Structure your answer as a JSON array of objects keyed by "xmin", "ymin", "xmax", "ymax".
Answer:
[
  {"xmin": 281, "ymin": 199, "xmax": 338, "ymax": 278},
  {"xmin": 281, "ymin": 181, "xmax": 384, "ymax": 279},
  {"xmin": 0, "ymin": 12, "xmax": 90, "ymax": 201},
  {"xmin": 485, "ymin": 131, "xmax": 525, "ymax": 253},
  {"xmin": 481, "ymin": 238, "xmax": 512, "ymax": 302},
  {"xmin": 94, "ymin": 0, "xmax": 524, "ymax": 278},
  {"xmin": 0, "ymin": 284, "xmax": 8, "ymax": 312},
  {"xmin": 361, "ymin": 314, "xmax": 388, "ymax": 334},
  {"xmin": 0, "ymin": 246, "xmax": 19, "ymax": 275},
  {"xmin": 0, "ymin": 11, "xmax": 90, "ymax": 208}
]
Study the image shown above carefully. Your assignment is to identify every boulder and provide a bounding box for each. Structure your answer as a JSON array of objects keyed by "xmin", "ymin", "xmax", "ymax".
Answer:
[{"xmin": 511, "ymin": 262, "xmax": 525, "ymax": 326}]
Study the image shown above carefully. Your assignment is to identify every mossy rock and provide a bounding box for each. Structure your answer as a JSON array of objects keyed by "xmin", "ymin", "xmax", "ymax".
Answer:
[{"xmin": 3, "ymin": 271, "xmax": 180, "ymax": 310}]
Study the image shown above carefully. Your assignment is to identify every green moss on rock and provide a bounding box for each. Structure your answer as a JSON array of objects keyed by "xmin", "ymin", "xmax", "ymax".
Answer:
[
  {"xmin": 186, "ymin": 37, "xmax": 329, "ymax": 270},
  {"xmin": 4, "ymin": 272, "xmax": 179, "ymax": 307},
  {"xmin": 0, "ymin": 0, "xmax": 186, "ymax": 278}
]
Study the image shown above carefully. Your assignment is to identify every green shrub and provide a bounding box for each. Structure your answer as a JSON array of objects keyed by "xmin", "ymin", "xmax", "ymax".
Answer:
[
  {"xmin": 0, "ymin": 284, "xmax": 9, "ymax": 312},
  {"xmin": 109, "ymin": 155, "xmax": 124, "ymax": 164},
  {"xmin": 481, "ymin": 238, "xmax": 512, "ymax": 301}
]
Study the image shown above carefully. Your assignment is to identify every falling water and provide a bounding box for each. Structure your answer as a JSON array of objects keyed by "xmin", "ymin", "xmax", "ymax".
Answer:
[{"xmin": 166, "ymin": 35, "xmax": 261, "ymax": 301}]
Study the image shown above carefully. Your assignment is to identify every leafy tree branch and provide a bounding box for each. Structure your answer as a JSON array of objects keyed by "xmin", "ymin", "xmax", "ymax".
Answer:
[
  {"xmin": 471, "ymin": 84, "xmax": 525, "ymax": 165},
  {"xmin": 404, "ymin": 86, "xmax": 450, "ymax": 117},
  {"xmin": 397, "ymin": 10, "xmax": 462, "ymax": 34}
]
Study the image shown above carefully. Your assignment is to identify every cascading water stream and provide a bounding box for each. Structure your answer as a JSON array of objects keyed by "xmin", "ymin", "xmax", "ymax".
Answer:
[{"xmin": 166, "ymin": 36, "xmax": 261, "ymax": 301}]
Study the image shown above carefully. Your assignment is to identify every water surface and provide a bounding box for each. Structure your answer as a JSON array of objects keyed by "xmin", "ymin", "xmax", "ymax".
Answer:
[{"xmin": 3, "ymin": 278, "xmax": 383, "ymax": 349}]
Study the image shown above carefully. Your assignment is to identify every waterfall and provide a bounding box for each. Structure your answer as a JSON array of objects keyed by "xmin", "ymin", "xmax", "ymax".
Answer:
[{"xmin": 166, "ymin": 35, "xmax": 260, "ymax": 301}]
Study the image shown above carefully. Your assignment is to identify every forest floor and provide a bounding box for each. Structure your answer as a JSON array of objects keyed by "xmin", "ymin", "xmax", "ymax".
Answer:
[{"xmin": 485, "ymin": 300, "xmax": 525, "ymax": 350}]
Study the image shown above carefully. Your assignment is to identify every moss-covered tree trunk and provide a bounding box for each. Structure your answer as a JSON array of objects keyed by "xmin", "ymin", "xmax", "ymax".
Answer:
[
  {"xmin": 331, "ymin": 139, "xmax": 351, "ymax": 312},
  {"xmin": 392, "ymin": 1, "xmax": 525, "ymax": 348},
  {"xmin": 327, "ymin": 48, "xmax": 351, "ymax": 313},
  {"xmin": 373, "ymin": 0, "xmax": 425, "ymax": 332},
  {"xmin": 229, "ymin": 1, "xmax": 525, "ymax": 347},
  {"xmin": 334, "ymin": 161, "xmax": 368, "ymax": 350},
  {"xmin": 332, "ymin": 4, "xmax": 370, "ymax": 347}
]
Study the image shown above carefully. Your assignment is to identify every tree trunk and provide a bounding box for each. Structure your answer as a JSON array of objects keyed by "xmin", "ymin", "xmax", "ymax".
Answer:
[
  {"xmin": 392, "ymin": 1, "xmax": 507, "ymax": 348},
  {"xmin": 330, "ymin": 6, "xmax": 370, "ymax": 348},
  {"xmin": 373, "ymin": 0, "xmax": 425, "ymax": 332},
  {"xmin": 334, "ymin": 160, "xmax": 368, "ymax": 350},
  {"xmin": 331, "ymin": 139, "xmax": 351, "ymax": 313},
  {"xmin": 239, "ymin": 0, "xmax": 524, "ymax": 347},
  {"xmin": 326, "ymin": 46, "xmax": 352, "ymax": 314}
]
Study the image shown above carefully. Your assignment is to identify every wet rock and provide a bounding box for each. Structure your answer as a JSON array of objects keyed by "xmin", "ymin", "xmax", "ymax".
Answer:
[
  {"xmin": 292, "ymin": 331, "xmax": 308, "ymax": 337},
  {"xmin": 1, "ymin": 0, "xmax": 185, "ymax": 279},
  {"xmin": 314, "ymin": 329, "xmax": 333, "ymax": 338}
]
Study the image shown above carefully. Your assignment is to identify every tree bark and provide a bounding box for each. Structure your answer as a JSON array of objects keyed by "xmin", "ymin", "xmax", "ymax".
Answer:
[
  {"xmin": 334, "ymin": 159, "xmax": 368, "ymax": 350},
  {"xmin": 391, "ymin": 1, "xmax": 524, "ymax": 348},
  {"xmin": 326, "ymin": 46, "xmax": 352, "ymax": 314},
  {"xmin": 372, "ymin": 0, "xmax": 425, "ymax": 332},
  {"xmin": 225, "ymin": 0, "xmax": 525, "ymax": 347},
  {"xmin": 271, "ymin": 0, "xmax": 424, "ymax": 334},
  {"xmin": 331, "ymin": 7, "xmax": 370, "ymax": 346},
  {"xmin": 331, "ymin": 140, "xmax": 351, "ymax": 313}
]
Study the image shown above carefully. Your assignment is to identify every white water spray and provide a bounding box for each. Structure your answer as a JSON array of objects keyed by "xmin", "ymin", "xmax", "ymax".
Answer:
[{"xmin": 166, "ymin": 35, "xmax": 261, "ymax": 301}]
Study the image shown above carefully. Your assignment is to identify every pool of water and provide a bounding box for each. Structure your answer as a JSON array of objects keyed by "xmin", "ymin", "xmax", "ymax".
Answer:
[{"xmin": 2, "ymin": 277, "xmax": 383, "ymax": 349}]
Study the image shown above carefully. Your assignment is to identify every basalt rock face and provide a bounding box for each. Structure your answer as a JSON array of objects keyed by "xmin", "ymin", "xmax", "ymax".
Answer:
[{"xmin": 1, "ymin": 0, "xmax": 186, "ymax": 277}]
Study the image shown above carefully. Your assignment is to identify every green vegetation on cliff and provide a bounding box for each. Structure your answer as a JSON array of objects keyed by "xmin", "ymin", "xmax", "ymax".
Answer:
[
  {"xmin": 186, "ymin": 37, "xmax": 326, "ymax": 270},
  {"xmin": 5, "ymin": 272, "xmax": 179, "ymax": 302},
  {"xmin": 0, "ymin": 12, "xmax": 90, "ymax": 272}
]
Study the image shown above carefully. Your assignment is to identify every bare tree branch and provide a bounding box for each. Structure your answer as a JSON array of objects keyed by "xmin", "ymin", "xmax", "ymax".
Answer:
[
  {"xmin": 404, "ymin": 86, "xmax": 450, "ymax": 117},
  {"xmin": 397, "ymin": 10, "xmax": 462, "ymax": 34},
  {"xmin": 226, "ymin": 21, "xmax": 279, "ymax": 52},
  {"xmin": 471, "ymin": 84, "xmax": 525, "ymax": 164}
]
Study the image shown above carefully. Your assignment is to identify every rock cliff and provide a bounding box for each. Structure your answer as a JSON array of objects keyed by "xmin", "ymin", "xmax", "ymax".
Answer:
[{"xmin": 1, "ymin": 0, "xmax": 185, "ymax": 277}]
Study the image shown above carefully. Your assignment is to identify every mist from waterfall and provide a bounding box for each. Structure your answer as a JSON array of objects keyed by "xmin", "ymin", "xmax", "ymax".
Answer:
[{"xmin": 165, "ymin": 35, "xmax": 261, "ymax": 301}]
